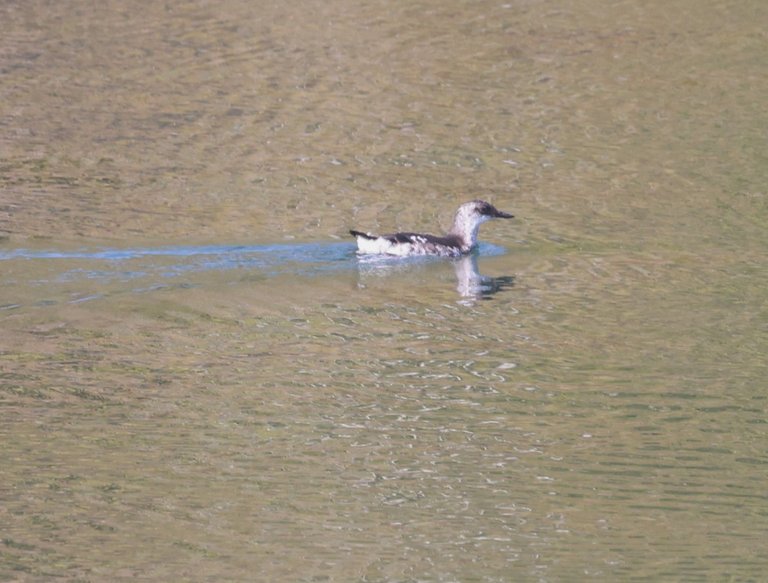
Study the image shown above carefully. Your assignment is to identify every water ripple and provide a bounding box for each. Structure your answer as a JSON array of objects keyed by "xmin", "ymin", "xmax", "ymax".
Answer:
[
  {"xmin": 0, "ymin": 241, "xmax": 514, "ymax": 306},
  {"xmin": 0, "ymin": 241, "xmax": 508, "ymax": 280}
]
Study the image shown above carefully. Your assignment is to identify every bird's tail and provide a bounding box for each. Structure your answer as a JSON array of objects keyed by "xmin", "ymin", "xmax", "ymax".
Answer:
[{"xmin": 349, "ymin": 230, "xmax": 376, "ymax": 240}]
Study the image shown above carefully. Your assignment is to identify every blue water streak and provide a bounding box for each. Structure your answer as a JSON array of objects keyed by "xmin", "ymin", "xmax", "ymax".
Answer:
[
  {"xmin": 0, "ymin": 243, "xmax": 356, "ymax": 262},
  {"xmin": 0, "ymin": 241, "xmax": 508, "ymax": 284}
]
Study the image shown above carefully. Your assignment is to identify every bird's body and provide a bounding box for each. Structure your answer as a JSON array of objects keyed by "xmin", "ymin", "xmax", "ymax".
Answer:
[{"xmin": 350, "ymin": 200, "xmax": 514, "ymax": 257}]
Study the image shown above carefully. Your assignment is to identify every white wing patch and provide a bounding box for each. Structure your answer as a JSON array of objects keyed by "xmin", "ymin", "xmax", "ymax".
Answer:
[
  {"xmin": 353, "ymin": 232, "xmax": 464, "ymax": 257},
  {"xmin": 354, "ymin": 235, "xmax": 405, "ymax": 255}
]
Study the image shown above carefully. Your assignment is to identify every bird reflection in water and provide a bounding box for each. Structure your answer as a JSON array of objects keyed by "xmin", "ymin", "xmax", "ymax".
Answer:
[
  {"xmin": 452, "ymin": 253, "xmax": 515, "ymax": 303},
  {"xmin": 354, "ymin": 252, "xmax": 514, "ymax": 304}
]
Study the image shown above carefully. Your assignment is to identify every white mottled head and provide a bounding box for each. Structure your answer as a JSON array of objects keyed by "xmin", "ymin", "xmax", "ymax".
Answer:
[{"xmin": 449, "ymin": 200, "xmax": 514, "ymax": 250}]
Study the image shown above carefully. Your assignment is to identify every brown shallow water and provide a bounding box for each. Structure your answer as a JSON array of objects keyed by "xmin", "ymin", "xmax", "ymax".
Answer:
[{"xmin": 2, "ymin": 0, "xmax": 768, "ymax": 580}]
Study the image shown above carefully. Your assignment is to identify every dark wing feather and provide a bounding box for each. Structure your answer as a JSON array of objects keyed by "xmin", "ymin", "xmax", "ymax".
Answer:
[{"xmin": 385, "ymin": 232, "xmax": 463, "ymax": 247}]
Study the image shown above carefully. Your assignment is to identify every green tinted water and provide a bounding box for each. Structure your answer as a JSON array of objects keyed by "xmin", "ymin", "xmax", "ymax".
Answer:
[{"xmin": 2, "ymin": 0, "xmax": 767, "ymax": 580}]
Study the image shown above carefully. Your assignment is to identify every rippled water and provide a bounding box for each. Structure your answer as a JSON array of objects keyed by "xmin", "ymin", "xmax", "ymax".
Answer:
[{"xmin": 2, "ymin": 0, "xmax": 768, "ymax": 580}]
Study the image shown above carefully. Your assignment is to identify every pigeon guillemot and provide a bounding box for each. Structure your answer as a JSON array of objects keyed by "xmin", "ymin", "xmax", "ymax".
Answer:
[{"xmin": 350, "ymin": 200, "xmax": 514, "ymax": 257}]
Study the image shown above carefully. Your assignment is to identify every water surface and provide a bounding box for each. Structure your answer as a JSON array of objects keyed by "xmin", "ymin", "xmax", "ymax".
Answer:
[{"xmin": 2, "ymin": 0, "xmax": 768, "ymax": 580}]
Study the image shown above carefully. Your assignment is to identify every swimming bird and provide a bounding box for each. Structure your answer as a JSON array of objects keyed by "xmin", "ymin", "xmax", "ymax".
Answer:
[{"xmin": 350, "ymin": 200, "xmax": 514, "ymax": 257}]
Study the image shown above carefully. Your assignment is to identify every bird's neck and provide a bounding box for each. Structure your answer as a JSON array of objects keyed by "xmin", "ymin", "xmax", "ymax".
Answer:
[{"xmin": 448, "ymin": 217, "xmax": 481, "ymax": 251}]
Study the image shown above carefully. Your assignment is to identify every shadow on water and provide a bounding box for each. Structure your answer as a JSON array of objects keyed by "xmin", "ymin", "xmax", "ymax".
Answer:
[{"xmin": 0, "ymin": 241, "xmax": 514, "ymax": 306}]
